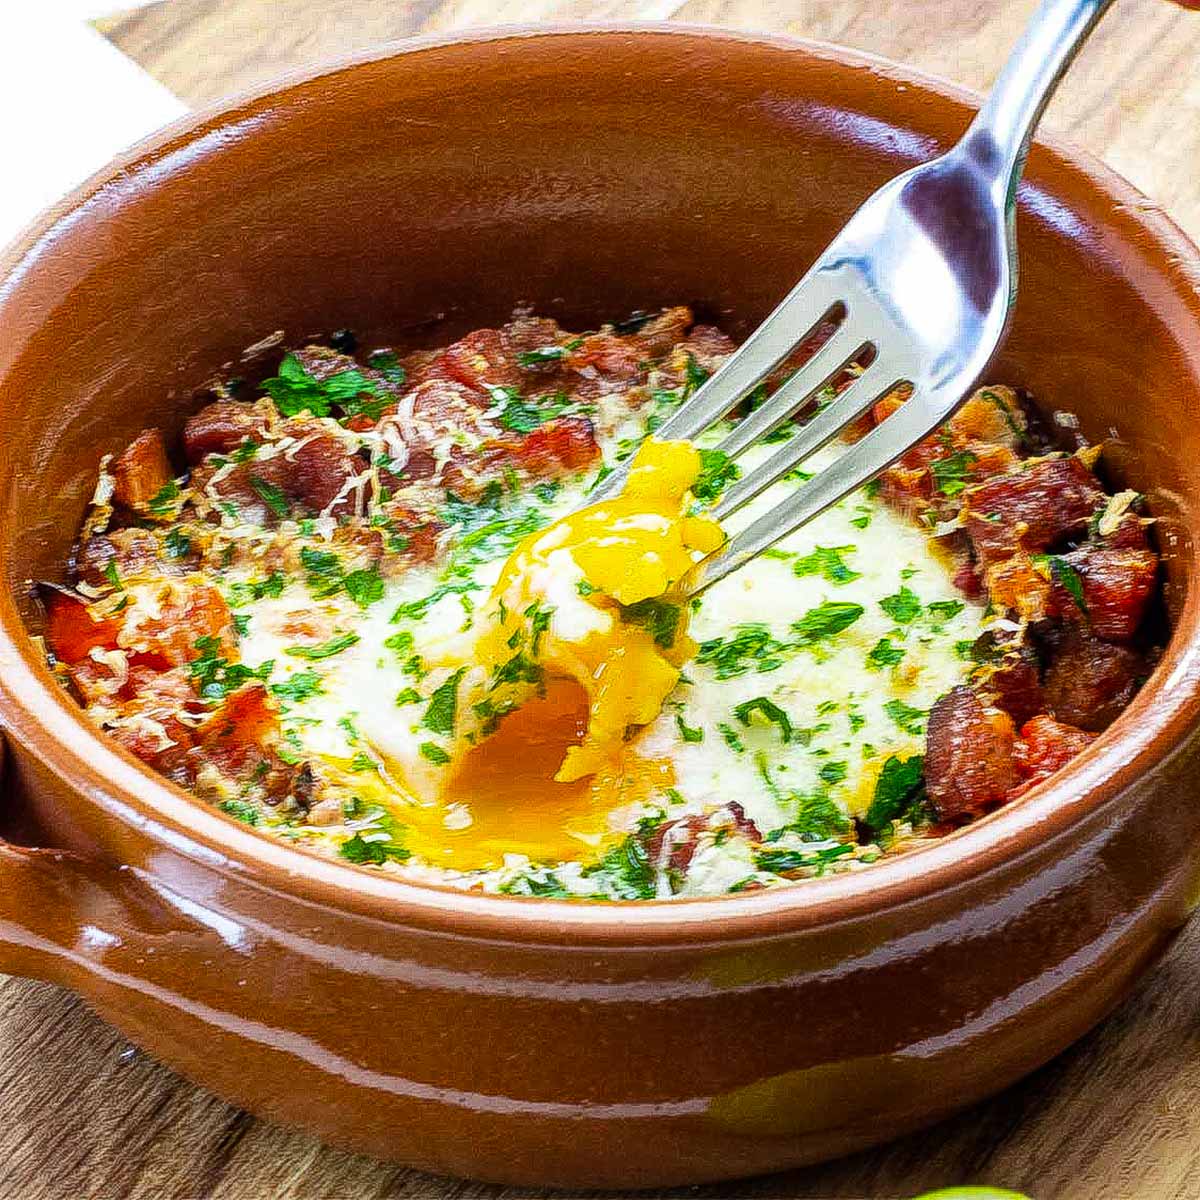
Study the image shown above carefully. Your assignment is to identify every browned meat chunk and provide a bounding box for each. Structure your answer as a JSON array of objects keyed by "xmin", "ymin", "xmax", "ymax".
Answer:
[
  {"xmin": 74, "ymin": 527, "xmax": 193, "ymax": 587},
  {"xmin": 112, "ymin": 429, "xmax": 172, "ymax": 512},
  {"xmin": 1048, "ymin": 545, "xmax": 1158, "ymax": 641},
  {"xmin": 183, "ymin": 401, "xmax": 267, "ymax": 463},
  {"xmin": 963, "ymin": 456, "xmax": 1104, "ymax": 566},
  {"xmin": 1012, "ymin": 715, "xmax": 1096, "ymax": 796},
  {"xmin": 289, "ymin": 430, "xmax": 359, "ymax": 515},
  {"xmin": 648, "ymin": 802, "xmax": 761, "ymax": 880},
  {"xmin": 925, "ymin": 686, "xmax": 1017, "ymax": 820},
  {"xmin": 982, "ymin": 647, "xmax": 1045, "ymax": 727},
  {"xmin": 1042, "ymin": 630, "xmax": 1149, "ymax": 731}
]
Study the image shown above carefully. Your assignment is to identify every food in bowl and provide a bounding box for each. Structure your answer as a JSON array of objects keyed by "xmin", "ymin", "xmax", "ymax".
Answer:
[{"xmin": 40, "ymin": 308, "xmax": 1162, "ymax": 898}]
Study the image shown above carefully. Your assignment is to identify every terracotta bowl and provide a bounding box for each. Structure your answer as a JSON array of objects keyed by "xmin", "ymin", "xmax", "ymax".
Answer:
[{"xmin": 2, "ymin": 25, "xmax": 1200, "ymax": 1189}]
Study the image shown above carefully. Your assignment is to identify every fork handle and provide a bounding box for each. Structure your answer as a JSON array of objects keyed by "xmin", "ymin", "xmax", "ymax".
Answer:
[{"xmin": 965, "ymin": 0, "xmax": 1115, "ymax": 209}]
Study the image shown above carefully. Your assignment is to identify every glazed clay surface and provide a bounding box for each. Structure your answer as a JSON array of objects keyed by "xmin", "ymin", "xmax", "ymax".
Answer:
[{"xmin": 1, "ymin": 28, "xmax": 1200, "ymax": 1187}]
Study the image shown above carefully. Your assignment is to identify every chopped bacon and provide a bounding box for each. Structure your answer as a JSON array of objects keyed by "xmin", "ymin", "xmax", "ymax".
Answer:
[
  {"xmin": 948, "ymin": 386, "xmax": 1027, "ymax": 450},
  {"xmin": 1011, "ymin": 715, "xmax": 1096, "ymax": 796},
  {"xmin": 118, "ymin": 583, "xmax": 234, "ymax": 670},
  {"xmin": 44, "ymin": 589, "xmax": 121, "ymax": 665},
  {"xmin": 378, "ymin": 504, "xmax": 443, "ymax": 564},
  {"xmin": 984, "ymin": 551, "xmax": 1053, "ymax": 624},
  {"xmin": 982, "ymin": 647, "xmax": 1045, "ymax": 728},
  {"xmin": 1097, "ymin": 511, "xmax": 1150, "ymax": 552},
  {"xmin": 415, "ymin": 328, "xmax": 523, "ymax": 395},
  {"xmin": 681, "ymin": 323, "xmax": 737, "ymax": 369},
  {"xmin": 1047, "ymin": 545, "xmax": 1158, "ymax": 642},
  {"xmin": 1043, "ymin": 630, "xmax": 1148, "ymax": 732},
  {"xmin": 183, "ymin": 401, "xmax": 267, "ymax": 463},
  {"xmin": 963, "ymin": 456, "xmax": 1104, "ymax": 566},
  {"xmin": 112, "ymin": 430, "xmax": 172, "ymax": 512},
  {"xmin": 648, "ymin": 802, "xmax": 762, "ymax": 879},
  {"xmin": 924, "ymin": 686, "xmax": 1016, "ymax": 820},
  {"xmin": 510, "ymin": 416, "xmax": 600, "ymax": 473},
  {"xmin": 289, "ymin": 429, "xmax": 361, "ymax": 515},
  {"xmin": 75, "ymin": 527, "xmax": 194, "ymax": 587},
  {"xmin": 194, "ymin": 683, "xmax": 297, "ymax": 801}
]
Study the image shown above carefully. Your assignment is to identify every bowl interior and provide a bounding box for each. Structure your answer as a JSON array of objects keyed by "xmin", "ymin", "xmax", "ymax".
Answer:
[{"xmin": 2, "ymin": 27, "xmax": 1200, "ymax": 918}]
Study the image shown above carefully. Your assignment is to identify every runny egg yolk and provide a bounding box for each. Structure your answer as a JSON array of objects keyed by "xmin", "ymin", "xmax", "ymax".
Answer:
[{"xmin": 467, "ymin": 438, "xmax": 724, "ymax": 782}]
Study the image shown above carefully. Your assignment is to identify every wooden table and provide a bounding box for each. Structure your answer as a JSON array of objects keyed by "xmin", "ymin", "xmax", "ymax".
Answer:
[{"xmin": 5, "ymin": 3, "xmax": 1200, "ymax": 1197}]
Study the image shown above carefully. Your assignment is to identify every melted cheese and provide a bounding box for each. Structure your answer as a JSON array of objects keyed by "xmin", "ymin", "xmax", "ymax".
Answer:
[{"xmin": 233, "ymin": 436, "xmax": 987, "ymax": 880}]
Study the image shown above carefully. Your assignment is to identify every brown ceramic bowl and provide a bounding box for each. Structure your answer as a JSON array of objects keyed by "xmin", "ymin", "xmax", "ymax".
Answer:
[{"xmin": 2, "ymin": 25, "xmax": 1200, "ymax": 1189}]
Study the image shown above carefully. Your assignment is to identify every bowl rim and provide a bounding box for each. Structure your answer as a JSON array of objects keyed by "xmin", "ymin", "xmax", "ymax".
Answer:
[{"xmin": 3, "ymin": 20, "xmax": 1200, "ymax": 946}]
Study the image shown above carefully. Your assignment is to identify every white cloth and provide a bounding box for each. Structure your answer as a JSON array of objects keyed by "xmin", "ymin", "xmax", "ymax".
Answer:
[{"xmin": 0, "ymin": 4, "xmax": 185, "ymax": 249}]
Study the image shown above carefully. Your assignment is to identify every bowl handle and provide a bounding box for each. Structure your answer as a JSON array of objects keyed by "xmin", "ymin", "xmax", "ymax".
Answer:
[{"xmin": 0, "ymin": 736, "xmax": 223, "ymax": 985}]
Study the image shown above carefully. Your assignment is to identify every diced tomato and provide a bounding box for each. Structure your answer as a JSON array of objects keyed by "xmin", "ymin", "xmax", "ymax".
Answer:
[{"xmin": 45, "ymin": 591, "xmax": 121, "ymax": 665}]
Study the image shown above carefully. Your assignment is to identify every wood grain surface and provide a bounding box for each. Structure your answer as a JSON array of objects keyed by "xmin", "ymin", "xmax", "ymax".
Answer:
[{"xmin": 5, "ymin": 2, "xmax": 1200, "ymax": 1197}]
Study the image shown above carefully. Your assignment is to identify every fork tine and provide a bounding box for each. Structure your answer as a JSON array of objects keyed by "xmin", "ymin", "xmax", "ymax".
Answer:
[
  {"xmin": 714, "ymin": 325, "xmax": 869, "ymax": 459},
  {"xmin": 713, "ymin": 355, "xmax": 907, "ymax": 520},
  {"xmin": 584, "ymin": 272, "xmax": 846, "ymax": 504},
  {"xmin": 694, "ymin": 392, "xmax": 939, "ymax": 593},
  {"xmin": 652, "ymin": 273, "xmax": 847, "ymax": 445}
]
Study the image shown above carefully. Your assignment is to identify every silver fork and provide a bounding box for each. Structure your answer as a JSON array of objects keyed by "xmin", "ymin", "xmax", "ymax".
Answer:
[{"xmin": 589, "ymin": 0, "xmax": 1114, "ymax": 592}]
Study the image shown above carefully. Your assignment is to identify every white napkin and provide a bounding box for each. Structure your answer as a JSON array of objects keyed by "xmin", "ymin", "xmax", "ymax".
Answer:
[{"xmin": 0, "ymin": 5, "xmax": 185, "ymax": 249}]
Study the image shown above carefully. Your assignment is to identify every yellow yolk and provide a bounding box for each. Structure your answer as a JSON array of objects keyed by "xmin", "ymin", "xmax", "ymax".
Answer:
[{"xmin": 472, "ymin": 439, "xmax": 724, "ymax": 784}]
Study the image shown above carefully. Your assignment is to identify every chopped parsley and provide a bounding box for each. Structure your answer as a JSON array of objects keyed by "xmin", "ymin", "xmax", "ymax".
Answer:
[
  {"xmin": 418, "ymin": 741, "xmax": 452, "ymax": 766},
  {"xmin": 866, "ymin": 637, "xmax": 906, "ymax": 671},
  {"xmin": 697, "ymin": 623, "xmax": 790, "ymax": 679},
  {"xmin": 674, "ymin": 712, "xmax": 705, "ymax": 743},
  {"xmin": 339, "ymin": 814, "xmax": 410, "ymax": 865},
  {"xmin": 930, "ymin": 450, "xmax": 977, "ymax": 497},
  {"xmin": 883, "ymin": 698, "xmax": 927, "ymax": 735},
  {"xmin": 755, "ymin": 843, "xmax": 855, "ymax": 876},
  {"xmin": 582, "ymin": 834, "xmax": 657, "ymax": 900},
  {"xmin": 270, "ymin": 671, "xmax": 324, "ymax": 703},
  {"xmin": 219, "ymin": 799, "xmax": 261, "ymax": 826},
  {"xmin": 927, "ymin": 599, "xmax": 966, "ymax": 622},
  {"xmin": 819, "ymin": 761, "xmax": 848, "ymax": 785},
  {"xmin": 692, "ymin": 449, "xmax": 740, "ymax": 503},
  {"xmin": 733, "ymin": 696, "xmax": 793, "ymax": 743},
  {"xmin": 227, "ymin": 571, "xmax": 286, "ymax": 607},
  {"xmin": 1036, "ymin": 553, "xmax": 1089, "ymax": 614},
  {"xmin": 285, "ymin": 632, "xmax": 360, "ymax": 660},
  {"xmin": 879, "ymin": 586, "xmax": 922, "ymax": 624},
  {"xmin": 718, "ymin": 722, "xmax": 746, "ymax": 753},
  {"xmin": 147, "ymin": 480, "xmax": 181, "ymax": 517},
  {"xmin": 262, "ymin": 352, "xmax": 385, "ymax": 420},
  {"xmin": 515, "ymin": 338, "xmax": 581, "ymax": 367},
  {"xmin": 791, "ymin": 601, "xmax": 864, "ymax": 646},
  {"xmin": 862, "ymin": 754, "xmax": 926, "ymax": 835},
  {"xmin": 249, "ymin": 475, "xmax": 290, "ymax": 518},
  {"xmin": 422, "ymin": 668, "xmax": 466, "ymax": 736},
  {"xmin": 620, "ymin": 597, "xmax": 682, "ymax": 649},
  {"xmin": 164, "ymin": 528, "xmax": 192, "ymax": 559},
  {"xmin": 791, "ymin": 544, "xmax": 860, "ymax": 586},
  {"xmin": 366, "ymin": 348, "xmax": 406, "ymax": 386},
  {"xmin": 342, "ymin": 567, "xmax": 384, "ymax": 609},
  {"xmin": 189, "ymin": 636, "xmax": 273, "ymax": 701}
]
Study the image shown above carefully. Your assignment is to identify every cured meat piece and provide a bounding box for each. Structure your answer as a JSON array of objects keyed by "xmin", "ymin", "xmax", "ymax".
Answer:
[
  {"xmin": 948, "ymin": 386, "xmax": 1027, "ymax": 449},
  {"xmin": 1012, "ymin": 714, "xmax": 1096, "ymax": 796},
  {"xmin": 112, "ymin": 429, "xmax": 172, "ymax": 512},
  {"xmin": 924, "ymin": 686, "xmax": 1016, "ymax": 820},
  {"xmin": 983, "ymin": 647, "xmax": 1045, "ymax": 728},
  {"xmin": 963, "ymin": 456, "xmax": 1104, "ymax": 566},
  {"xmin": 1042, "ymin": 630, "xmax": 1148, "ymax": 731},
  {"xmin": 1048, "ymin": 545, "xmax": 1158, "ymax": 642},
  {"xmin": 648, "ymin": 802, "xmax": 761, "ymax": 878},
  {"xmin": 75, "ymin": 527, "xmax": 195, "ymax": 587},
  {"xmin": 183, "ymin": 401, "xmax": 267, "ymax": 462},
  {"xmin": 289, "ymin": 430, "xmax": 360, "ymax": 515}
]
